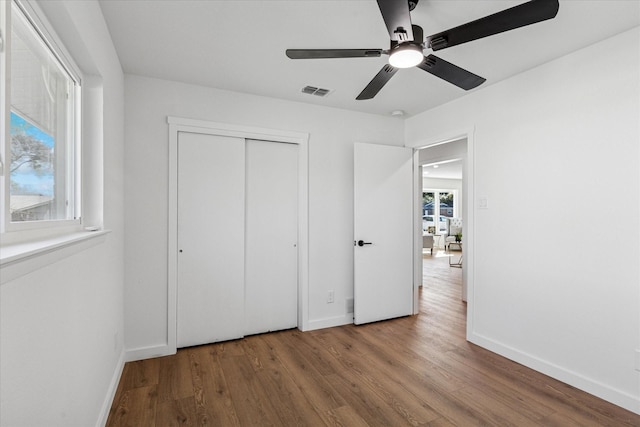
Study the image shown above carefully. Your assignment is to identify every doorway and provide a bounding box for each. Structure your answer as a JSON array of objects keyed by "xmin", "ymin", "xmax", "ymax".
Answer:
[{"xmin": 417, "ymin": 137, "xmax": 468, "ymax": 303}]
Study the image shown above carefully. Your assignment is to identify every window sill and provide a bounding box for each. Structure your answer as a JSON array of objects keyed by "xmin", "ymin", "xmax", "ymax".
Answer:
[{"xmin": 0, "ymin": 229, "xmax": 111, "ymax": 285}]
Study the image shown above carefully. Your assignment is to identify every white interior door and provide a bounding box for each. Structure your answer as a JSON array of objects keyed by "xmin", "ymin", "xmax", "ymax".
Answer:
[
  {"xmin": 177, "ymin": 132, "xmax": 245, "ymax": 347},
  {"xmin": 354, "ymin": 142, "xmax": 414, "ymax": 325},
  {"xmin": 245, "ymin": 140, "xmax": 298, "ymax": 335}
]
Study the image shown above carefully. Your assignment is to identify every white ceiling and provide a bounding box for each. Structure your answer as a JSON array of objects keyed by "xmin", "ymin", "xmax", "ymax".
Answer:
[
  {"xmin": 98, "ymin": 0, "xmax": 640, "ymax": 117},
  {"xmin": 423, "ymin": 159, "xmax": 462, "ymax": 180}
]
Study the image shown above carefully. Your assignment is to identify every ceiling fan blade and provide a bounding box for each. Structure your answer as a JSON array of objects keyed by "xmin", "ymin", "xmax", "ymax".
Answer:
[
  {"xmin": 417, "ymin": 55, "xmax": 485, "ymax": 90},
  {"xmin": 426, "ymin": 0, "xmax": 559, "ymax": 51},
  {"xmin": 376, "ymin": 0, "xmax": 414, "ymax": 42},
  {"xmin": 286, "ymin": 49, "xmax": 383, "ymax": 59},
  {"xmin": 356, "ymin": 64, "xmax": 398, "ymax": 100}
]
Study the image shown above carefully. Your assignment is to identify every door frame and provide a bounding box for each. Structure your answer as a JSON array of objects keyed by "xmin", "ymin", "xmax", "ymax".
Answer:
[
  {"xmin": 410, "ymin": 127, "xmax": 475, "ymax": 338},
  {"xmin": 167, "ymin": 117, "xmax": 309, "ymax": 353}
]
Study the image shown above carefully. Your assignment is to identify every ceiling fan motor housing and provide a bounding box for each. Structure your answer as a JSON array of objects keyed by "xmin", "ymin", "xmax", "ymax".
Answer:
[
  {"xmin": 390, "ymin": 25, "xmax": 424, "ymax": 50},
  {"xmin": 388, "ymin": 24, "xmax": 424, "ymax": 68}
]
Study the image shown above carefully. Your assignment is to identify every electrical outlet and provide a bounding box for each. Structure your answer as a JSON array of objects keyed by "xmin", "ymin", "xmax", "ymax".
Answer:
[
  {"xmin": 635, "ymin": 349, "xmax": 640, "ymax": 372},
  {"xmin": 327, "ymin": 290, "xmax": 335, "ymax": 303}
]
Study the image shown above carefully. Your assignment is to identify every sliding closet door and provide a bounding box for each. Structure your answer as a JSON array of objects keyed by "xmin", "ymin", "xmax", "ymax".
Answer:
[
  {"xmin": 245, "ymin": 140, "xmax": 298, "ymax": 335},
  {"xmin": 177, "ymin": 132, "xmax": 245, "ymax": 347}
]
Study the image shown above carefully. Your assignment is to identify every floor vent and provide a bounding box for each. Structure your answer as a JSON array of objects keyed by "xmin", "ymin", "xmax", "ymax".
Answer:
[{"xmin": 301, "ymin": 85, "xmax": 332, "ymax": 97}]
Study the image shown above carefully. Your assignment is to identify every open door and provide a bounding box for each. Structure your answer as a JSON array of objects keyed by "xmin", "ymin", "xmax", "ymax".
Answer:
[{"xmin": 354, "ymin": 143, "xmax": 414, "ymax": 325}]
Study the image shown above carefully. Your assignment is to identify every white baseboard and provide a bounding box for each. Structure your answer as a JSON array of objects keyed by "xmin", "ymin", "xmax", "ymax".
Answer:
[
  {"xmin": 468, "ymin": 332, "xmax": 640, "ymax": 415},
  {"xmin": 125, "ymin": 343, "xmax": 176, "ymax": 362},
  {"xmin": 305, "ymin": 313, "xmax": 353, "ymax": 331},
  {"xmin": 96, "ymin": 349, "xmax": 125, "ymax": 427}
]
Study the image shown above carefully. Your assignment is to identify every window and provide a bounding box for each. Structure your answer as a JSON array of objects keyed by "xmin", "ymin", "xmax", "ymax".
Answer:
[
  {"xmin": 1, "ymin": 0, "xmax": 81, "ymax": 233},
  {"xmin": 423, "ymin": 190, "xmax": 456, "ymax": 233}
]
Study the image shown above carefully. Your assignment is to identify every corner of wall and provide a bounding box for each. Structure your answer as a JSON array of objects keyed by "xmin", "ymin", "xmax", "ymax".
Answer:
[
  {"xmin": 125, "ymin": 344, "xmax": 176, "ymax": 363},
  {"xmin": 95, "ymin": 348, "xmax": 125, "ymax": 427}
]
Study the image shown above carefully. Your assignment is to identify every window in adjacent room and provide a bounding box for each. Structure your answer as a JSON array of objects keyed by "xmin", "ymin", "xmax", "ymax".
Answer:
[
  {"xmin": 1, "ymin": 0, "xmax": 81, "ymax": 232},
  {"xmin": 438, "ymin": 191, "xmax": 454, "ymax": 233},
  {"xmin": 422, "ymin": 190, "xmax": 456, "ymax": 234}
]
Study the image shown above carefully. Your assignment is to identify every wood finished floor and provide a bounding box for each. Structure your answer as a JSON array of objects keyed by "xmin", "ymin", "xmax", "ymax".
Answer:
[{"xmin": 107, "ymin": 250, "xmax": 640, "ymax": 426}]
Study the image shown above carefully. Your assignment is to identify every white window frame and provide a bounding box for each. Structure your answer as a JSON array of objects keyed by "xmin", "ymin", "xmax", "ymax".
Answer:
[
  {"xmin": 423, "ymin": 188, "xmax": 459, "ymax": 229},
  {"xmin": 0, "ymin": 0, "xmax": 82, "ymax": 237}
]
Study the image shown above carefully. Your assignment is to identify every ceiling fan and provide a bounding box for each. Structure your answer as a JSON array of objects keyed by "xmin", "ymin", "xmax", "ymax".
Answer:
[{"xmin": 286, "ymin": 0, "xmax": 559, "ymax": 100}]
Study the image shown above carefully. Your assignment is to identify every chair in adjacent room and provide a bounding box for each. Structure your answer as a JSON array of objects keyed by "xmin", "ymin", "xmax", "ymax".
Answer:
[
  {"xmin": 445, "ymin": 218, "xmax": 463, "ymax": 251},
  {"xmin": 423, "ymin": 234, "xmax": 434, "ymax": 255}
]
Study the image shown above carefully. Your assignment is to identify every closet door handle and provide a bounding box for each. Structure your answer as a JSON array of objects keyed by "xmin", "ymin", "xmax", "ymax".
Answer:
[{"xmin": 357, "ymin": 240, "xmax": 372, "ymax": 247}]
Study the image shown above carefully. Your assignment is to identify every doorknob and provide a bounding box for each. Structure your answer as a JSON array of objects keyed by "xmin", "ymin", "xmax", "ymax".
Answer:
[{"xmin": 357, "ymin": 240, "xmax": 372, "ymax": 247}]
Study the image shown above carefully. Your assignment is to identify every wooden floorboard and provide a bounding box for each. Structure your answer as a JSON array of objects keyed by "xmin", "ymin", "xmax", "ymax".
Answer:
[{"xmin": 107, "ymin": 249, "xmax": 640, "ymax": 426}]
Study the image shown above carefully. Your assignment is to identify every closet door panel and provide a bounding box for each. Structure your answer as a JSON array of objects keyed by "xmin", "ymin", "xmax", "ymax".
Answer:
[
  {"xmin": 245, "ymin": 140, "xmax": 299, "ymax": 335},
  {"xmin": 177, "ymin": 132, "xmax": 245, "ymax": 347}
]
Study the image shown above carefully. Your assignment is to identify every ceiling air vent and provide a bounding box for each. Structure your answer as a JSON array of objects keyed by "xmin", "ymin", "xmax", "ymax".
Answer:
[{"xmin": 301, "ymin": 85, "xmax": 332, "ymax": 97}]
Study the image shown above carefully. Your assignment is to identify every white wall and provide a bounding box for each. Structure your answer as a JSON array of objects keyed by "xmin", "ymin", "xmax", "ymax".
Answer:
[
  {"xmin": 0, "ymin": 1, "xmax": 125, "ymax": 426},
  {"xmin": 406, "ymin": 27, "xmax": 640, "ymax": 413},
  {"xmin": 123, "ymin": 74, "xmax": 404, "ymax": 356}
]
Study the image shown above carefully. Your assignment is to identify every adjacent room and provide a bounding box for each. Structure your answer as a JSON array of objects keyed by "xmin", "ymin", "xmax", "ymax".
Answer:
[{"xmin": 1, "ymin": 1, "xmax": 638, "ymax": 425}]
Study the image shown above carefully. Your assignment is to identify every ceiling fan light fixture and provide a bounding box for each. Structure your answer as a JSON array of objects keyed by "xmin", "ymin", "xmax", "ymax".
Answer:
[{"xmin": 388, "ymin": 44, "xmax": 423, "ymax": 68}]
